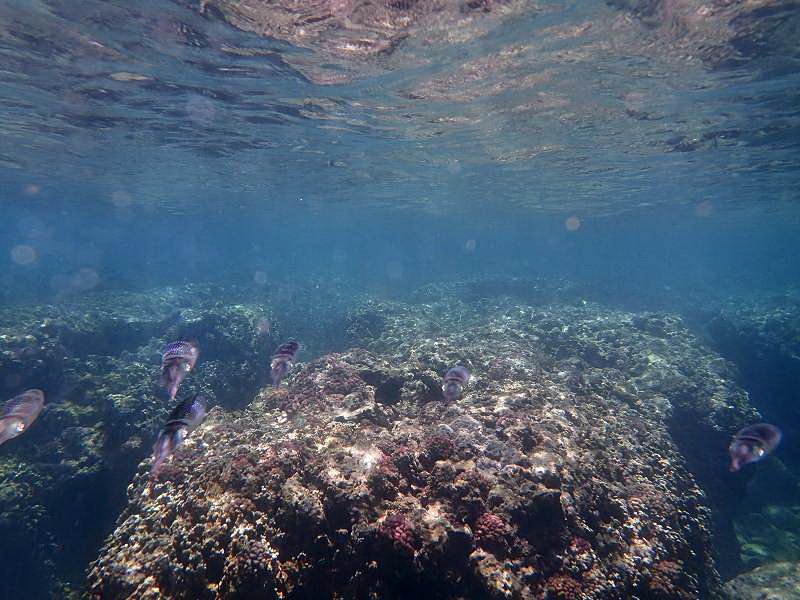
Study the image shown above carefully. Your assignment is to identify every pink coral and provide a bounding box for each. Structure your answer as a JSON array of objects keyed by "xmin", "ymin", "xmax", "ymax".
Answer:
[
  {"xmin": 272, "ymin": 387, "xmax": 305, "ymax": 413},
  {"xmin": 474, "ymin": 512, "xmax": 510, "ymax": 552},
  {"xmin": 379, "ymin": 513, "xmax": 417, "ymax": 554},
  {"xmin": 424, "ymin": 434, "xmax": 454, "ymax": 461}
]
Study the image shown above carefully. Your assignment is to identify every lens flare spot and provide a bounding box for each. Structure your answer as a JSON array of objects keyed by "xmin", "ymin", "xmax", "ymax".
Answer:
[
  {"xmin": 111, "ymin": 191, "xmax": 132, "ymax": 208},
  {"xmin": 186, "ymin": 96, "xmax": 216, "ymax": 124},
  {"xmin": 10, "ymin": 244, "xmax": 37, "ymax": 265},
  {"xmin": 694, "ymin": 201, "xmax": 713, "ymax": 218},
  {"xmin": 71, "ymin": 267, "xmax": 100, "ymax": 291},
  {"xmin": 255, "ymin": 317, "xmax": 271, "ymax": 334}
]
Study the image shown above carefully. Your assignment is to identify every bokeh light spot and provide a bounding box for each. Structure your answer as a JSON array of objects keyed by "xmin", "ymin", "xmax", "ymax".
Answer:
[
  {"xmin": 10, "ymin": 244, "xmax": 37, "ymax": 265},
  {"xmin": 111, "ymin": 191, "xmax": 132, "ymax": 208},
  {"xmin": 255, "ymin": 317, "xmax": 271, "ymax": 334},
  {"xmin": 71, "ymin": 267, "xmax": 100, "ymax": 291},
  {"xmin": 186, "ymin": 96, "xmax": 216, "ymax": 124},
  {"xmin": 694, "ymin": 201, "xmax": 713, "ymax": 218}
]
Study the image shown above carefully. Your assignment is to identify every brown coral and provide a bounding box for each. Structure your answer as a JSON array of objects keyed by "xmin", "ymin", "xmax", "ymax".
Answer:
[
  {"xmin": 542, "ymin": 574, "xmax": 583, "ymax": 600},
  {"xmin": 569, "ymin": 536, "xmax": 592, "ymax": 555},
  {"xmin": 647, "ymin": 559, "xmax": 696, "ymax": 599}
]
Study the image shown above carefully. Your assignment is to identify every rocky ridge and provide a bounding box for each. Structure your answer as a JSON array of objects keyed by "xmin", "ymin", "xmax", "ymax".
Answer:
[{"xmin": 88, "ymin": 291, "xmax": 759, "ymax": 599}]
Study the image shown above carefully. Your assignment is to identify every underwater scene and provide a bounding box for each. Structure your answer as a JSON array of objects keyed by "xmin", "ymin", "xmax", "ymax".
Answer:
[{"xmin": 1, "ymin": 1, "xmax": 800, "ymax": 599}]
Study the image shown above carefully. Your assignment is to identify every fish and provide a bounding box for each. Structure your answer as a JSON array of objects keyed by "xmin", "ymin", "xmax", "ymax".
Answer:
[
  {"xmin": 442, "ymin": 366, "xmax": 470, "ymax": 401},
  {"xmin": 271, "ymin": 340, "xmax": 299, "ymax": 385},
  {"xmin": 161, "ymin": 341, "xmax": 199, "ymax": 400},
  {"xmin": 0, "ymin": 389, "xmax": 45, "ymax": 446},
  {"xmin": 149, "ymin": 393, "xmax": 208, "ymax": 486},
  {"xmin": 729, "ymin": 423, "xmax": 782, "ymax": 472}
]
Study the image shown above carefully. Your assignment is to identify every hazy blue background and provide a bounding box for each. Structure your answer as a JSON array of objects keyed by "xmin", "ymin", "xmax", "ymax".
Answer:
[{"xmin": 2, "ymin": 186, "xmax": 798, "ymax": 308}]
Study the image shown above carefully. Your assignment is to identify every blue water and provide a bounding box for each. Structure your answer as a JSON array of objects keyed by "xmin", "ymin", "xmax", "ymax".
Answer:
[{"xmin": 1, "ymin": 1, "xmax": 799, "ymax": 598}]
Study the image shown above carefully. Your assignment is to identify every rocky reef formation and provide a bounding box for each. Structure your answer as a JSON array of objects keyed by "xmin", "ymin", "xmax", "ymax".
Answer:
[
  {"xmin": 2, "ymin": 278, "xmax": 790, "ymax": 597},
  {"xmin": 698, "ymin": 289, "xmax": 800, "ymax": 572},
  {"xmin": 703, "ymin": 289, "xmax": 800, "ymax": 470},
  {"xmin": 0, "ymin": 285, "xmax": 282, "ymax": 598},
  {"xmin": 88, "ymin": 290, "xmax": 758, "ymax": 599},
  {"xmin": 724, "ymin": 561, "xmax": 800, "ymax": 600}
]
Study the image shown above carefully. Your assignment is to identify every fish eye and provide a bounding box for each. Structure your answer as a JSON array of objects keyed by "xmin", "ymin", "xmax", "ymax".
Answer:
[{"xmin": 15, "ymin": 423, "xmax": 25, "ymax": 432}]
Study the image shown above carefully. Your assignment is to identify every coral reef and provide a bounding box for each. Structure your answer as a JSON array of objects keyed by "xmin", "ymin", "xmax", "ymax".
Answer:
[
  {"xmin": 704, "ymin": 289, "xmax": 800, "ymax": 475},
  {"xmin": 87, "ymin": 286, "xmax": 762, "ymax": 599},
  {"xmin": 473, "ymin": 512, "xmax": 510, "ymax": 555},
  {"xmin": 700, "ymin": 288, "xmax": 800, "ymax": 574},
  {"xmin": 541, "ymin": 574, "xmax": 582, "ymax": 600},
  {"xmin": 0, "ymin": 285, "xmax": 280, "ymax": 598},
  {"xmin": 0, "ymin": 278, "xmax": 787, "ymax": 597},
  {"xmin": 365, "ymin": 286, "xmax": 762, "ymax": 578}
]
